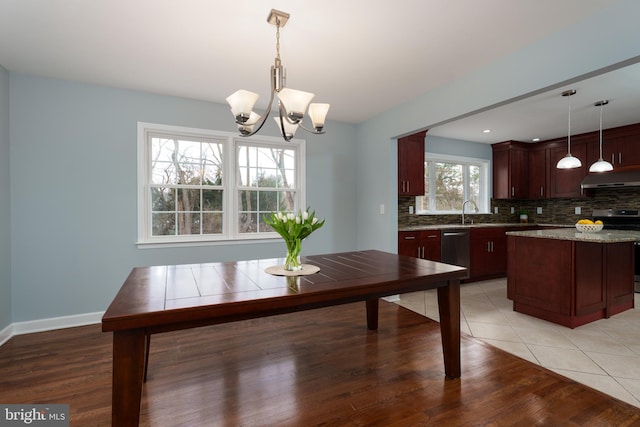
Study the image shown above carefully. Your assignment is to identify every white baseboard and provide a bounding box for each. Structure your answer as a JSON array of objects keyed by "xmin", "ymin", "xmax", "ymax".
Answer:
[
  {"xmin": 0, "ymin": 323, "xmax": 12, "ymax": 347},
  {"xmin": 0, "ymin": 312, "xmax": 104, "ymax": 348}
]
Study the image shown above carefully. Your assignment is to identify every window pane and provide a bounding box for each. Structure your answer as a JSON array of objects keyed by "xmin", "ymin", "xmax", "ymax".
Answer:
[
  {"xmin": 177, "ymin": 212, "xmax": 199, "ymax": 235},
  {"xmin": 202, "ymin": 189, "xmax": 223, "ymax": 211},
  {"xmin": 177, "ymin": 188, "xmax": 201, "ymax": 211},
  {"xmin": 152, "ymin": 213, "xmax": 175, "ymax": 236},
  {"xmin": 238, "ymin": 190, "xmax": 257, "ymax": 211},
  {"xmin": 202, "ymin": 213, "xmax": 223, "ymax": 234},
  {"xmin": 238, "ymin": 212, "xmax": 257, "ymax": 233},
  {"xmin": 436, "ymin": 162, "xmax": 463, "ymax": 210},
  {"xmin": 152, "ymin": 187, "xmax": 175, "ymax": 211}
]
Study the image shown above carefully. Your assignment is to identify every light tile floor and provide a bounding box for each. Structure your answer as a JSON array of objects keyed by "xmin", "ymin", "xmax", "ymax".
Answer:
[{"xmin": 395, "ymin": 278, "xmax": 640, "ymax": 408}]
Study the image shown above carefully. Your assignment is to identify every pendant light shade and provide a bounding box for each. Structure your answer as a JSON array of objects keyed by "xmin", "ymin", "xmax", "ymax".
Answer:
[
  {"xmin": 589, "ymin": 100, "xmax": 613, "ymax": 173},
  {"xmin": 556, "ymin": 89, "xmax": 582, "ymax": 169}
]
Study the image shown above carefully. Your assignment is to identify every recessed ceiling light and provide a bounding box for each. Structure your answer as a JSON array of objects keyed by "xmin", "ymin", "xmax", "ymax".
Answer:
[
  {"xmin": 532, "ymin": 138, "xmax": 540, "ymax": 142},
  {"xmin": 483, "ymin": 129, "xmax": 491, "ymax": 133}
]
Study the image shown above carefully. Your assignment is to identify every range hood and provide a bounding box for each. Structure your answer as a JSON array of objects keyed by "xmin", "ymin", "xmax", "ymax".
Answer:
[{"xmin": 581, "ymin": 168, "xmax": 640, "ymax": 189}]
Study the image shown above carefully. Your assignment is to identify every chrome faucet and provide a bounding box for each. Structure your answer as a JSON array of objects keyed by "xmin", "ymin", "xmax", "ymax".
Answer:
[{"xmin": 462, "ymin": 200, "xmax": 479, "ymax": 224}]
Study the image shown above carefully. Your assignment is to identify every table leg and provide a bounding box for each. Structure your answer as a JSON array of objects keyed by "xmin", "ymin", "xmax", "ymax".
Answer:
[
  {"xmin": 437, "ymin": 279, "xmax": 461, "ymax": 379},
  {"xmin": 366, "ymin": 298, "xmax": 379, "ymax": 330},
  {"xmin": 112, "ymin": 329, "xmax": 146, "ymax": 427}
]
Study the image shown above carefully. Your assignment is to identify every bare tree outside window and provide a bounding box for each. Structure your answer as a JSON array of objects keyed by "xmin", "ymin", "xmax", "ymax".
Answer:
[
  {"xmin": 150, "ymin": 137, "xmax": 224, "ymax": 236},
  {"xmin": 418, "ymin": 156, "xmax": 487, "ymax": 214}
]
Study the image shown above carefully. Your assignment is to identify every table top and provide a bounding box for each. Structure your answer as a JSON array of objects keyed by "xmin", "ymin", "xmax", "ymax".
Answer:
[
  {"xmin": 506, "ymin": 228, "xmax": 640, "ymax": 243},
  {"xmin": 102, "ymin": 250, "xmax": 466, "ymax": 332}
]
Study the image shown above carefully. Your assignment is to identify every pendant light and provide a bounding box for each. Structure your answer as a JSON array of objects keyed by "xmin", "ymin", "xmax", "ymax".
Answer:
[
  {"xmin": 556, "ymin": 89, "xmax": 582, "ymax": 169},
  {"xmin": 589, "ymin": 100, "xmax": 613, "ymax": 172}
]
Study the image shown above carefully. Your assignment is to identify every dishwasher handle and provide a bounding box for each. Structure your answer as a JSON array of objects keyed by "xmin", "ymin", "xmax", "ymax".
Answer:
[{"xmin": 442, "ymin": 231, "xmax": 468, "ymax": 237}]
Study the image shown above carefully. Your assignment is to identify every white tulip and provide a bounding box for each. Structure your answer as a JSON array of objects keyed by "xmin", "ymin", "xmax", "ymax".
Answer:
[
  {"xmin": 302, "ymin": 211, "xmax": 309, "ymax": 221},
  {"xmin": 296, "ymin": 216, "xmax": 301, "ymax": 224},
  {"xmin": 312, "ymin": 217, "xmax": 318, "ymax": 225}
]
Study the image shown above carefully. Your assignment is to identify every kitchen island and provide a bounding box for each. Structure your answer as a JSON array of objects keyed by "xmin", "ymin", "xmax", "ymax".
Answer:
[{"xmin": 506, "ymin": 228, "xmax": 640, "ymax": 328}]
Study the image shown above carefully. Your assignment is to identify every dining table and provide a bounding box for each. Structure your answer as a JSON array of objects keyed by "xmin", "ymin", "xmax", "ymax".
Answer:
[{"xmin": 102, "ymin": 249, "xmax": 466, "ymax": 426}]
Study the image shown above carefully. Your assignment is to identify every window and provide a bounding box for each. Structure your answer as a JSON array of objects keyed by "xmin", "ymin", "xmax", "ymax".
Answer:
[
  {"xmin": 416, "ymin": 153, "xmax": 489, "ymax": 214},
  {"xmin": 137, "ymin": 123, "xmax": 305, "ymax": 246}
]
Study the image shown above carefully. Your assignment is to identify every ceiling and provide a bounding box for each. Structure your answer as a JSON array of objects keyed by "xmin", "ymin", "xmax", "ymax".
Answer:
[{"xmin": 0, "ymin": 0, "xmax": 633, "ymax": 139}]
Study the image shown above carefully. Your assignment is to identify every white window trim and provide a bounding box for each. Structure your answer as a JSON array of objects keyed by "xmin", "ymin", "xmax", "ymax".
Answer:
[
  {"xmin": 136, "ymin": 122, "xmax": 306, "ymax": 248},
  {"xmin": 416, "ymin": 152, "xmax": 490, "ymax": 215}
]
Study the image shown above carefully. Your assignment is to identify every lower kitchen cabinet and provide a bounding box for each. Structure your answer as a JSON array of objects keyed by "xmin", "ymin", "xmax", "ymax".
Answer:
[
  {"xmin": 398, "ymin": 230, "xmax": 441, "ymax": 261},
  {"xmin": 507, "ymin": 235, "xmax": 635, "ymax": 328},
  {"xmin": 470, "ymin": 227, "xmax": 507, "ymax": 280}
]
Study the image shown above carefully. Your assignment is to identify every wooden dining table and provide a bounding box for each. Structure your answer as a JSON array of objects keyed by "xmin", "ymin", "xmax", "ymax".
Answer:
[{"xmin": 101, "ymin": 250, "xmax": 466, "ymax": 426}]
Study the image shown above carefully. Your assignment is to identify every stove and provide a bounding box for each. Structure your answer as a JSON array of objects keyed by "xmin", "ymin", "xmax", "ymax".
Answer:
[{"xmin": 592, "ymin": 209, "xmax": 640, "ymax": 291}]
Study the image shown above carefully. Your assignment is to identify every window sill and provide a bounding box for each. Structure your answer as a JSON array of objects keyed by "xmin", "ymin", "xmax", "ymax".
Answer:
[{"xmin": 136, "ymin": 236, "xmax": 281, "ymax": 249}]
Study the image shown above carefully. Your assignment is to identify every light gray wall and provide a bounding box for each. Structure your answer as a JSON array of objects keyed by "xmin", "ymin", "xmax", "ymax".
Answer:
[
  {"xmin": 425, "ymin": 135, "xmax": 492, "ymax": 161},
  {"xmin": 0, "ymin": 65, "xmax": 10, "ymax": 330},
  {"xmin": 355, "ymin": 0, "xmax": 640, "ymax": 253},
  {"xmin": 9, "ymin": 74, "xmax": 357, "ymax": 322}
]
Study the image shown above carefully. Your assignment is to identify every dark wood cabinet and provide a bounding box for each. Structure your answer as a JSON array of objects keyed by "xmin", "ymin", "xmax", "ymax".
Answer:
[
  {"xmin": 527, "ymin": 146, "xmax": 547, "ymax": 199},
  {"xmin": 470, "ymin": 227, "xmax": 507, "ymax": 279},
  {"xmin": 586, "ymin": 123, "xmax": 640, "ymax": 168},
  {"xmin": 492, "ymin": 122, "xmax": 640, "ymax": 201},
  {"xmin": 398, "ymin": 230, "xmax": 441, "ymax": 261},
  {"xmin": 507, "ymin": 235, "xmax": 635, "ymax": 328},
  {"xmin": 398, "ymin": 131, "xmax": 427, "ymax": 196},
  {"xmin": 491, "ymin": 141, "xmax": 528, "ymax": 199},
  {"xmin": 548, "ymin": 140, "xmax": 588, "ymax": 198}
]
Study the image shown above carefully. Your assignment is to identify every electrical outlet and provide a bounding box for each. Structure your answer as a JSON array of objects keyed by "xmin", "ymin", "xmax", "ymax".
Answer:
[
  {"xmin": 494, "ymin": 207, "xmax": 498, "ymax": 214},
  {"xmin": 409, "ymin": 206, "xmax": 414, "ymax": 214},
  {"xmin": 575, "ymin": 207, "xmax": 581, "ymax": 215},
  {"xmin": 536, "ymin": 207, "xmax": 542, "ymax": 214},
  {"xmin": 379, "ymin": 204, "xmax": 385, "ymax": 215},
  {"xmin": 510, "ymin": 207, "xmax": 515, "ymax": 214}
]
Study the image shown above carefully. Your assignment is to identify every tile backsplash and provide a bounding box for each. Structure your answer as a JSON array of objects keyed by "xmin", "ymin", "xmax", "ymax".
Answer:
[{"xmin": 398, "ymin": 187, "xmax": 640, "ymax": 228}]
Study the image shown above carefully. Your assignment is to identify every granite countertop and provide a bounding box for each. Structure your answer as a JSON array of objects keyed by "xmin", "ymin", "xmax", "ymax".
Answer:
[
  {"xmin": 506, "ymin": 228, "xmax": 640, "ymax": 243},
  {"xmin": 398, "ymin": 223, "xmax": 571, "ymax": 232}
]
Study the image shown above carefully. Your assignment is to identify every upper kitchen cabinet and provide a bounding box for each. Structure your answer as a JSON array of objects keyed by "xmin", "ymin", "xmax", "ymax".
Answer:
[
  {"xmin": 398, "ymin": 130, "xmax": 427, "ymax": 196},
  {"xmin": 548, "ymin": 138, "xmax": 589, "ymax": 198},
  {"xmin": 586, "ymin": 123, "xmax": 640, "ymax": 168},
  {"xmin": 491, "ymin": 141, "xmax": 528, "ymax": 199},
  {"xmin": 527, "ymin": 145, "xmax": 548, "ymax": 199}
]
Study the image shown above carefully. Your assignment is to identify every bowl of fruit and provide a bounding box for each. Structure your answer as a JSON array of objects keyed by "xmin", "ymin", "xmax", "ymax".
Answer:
[{"xmin": 575, "ymin": 219, "xmax": 604, "ymax": 233}]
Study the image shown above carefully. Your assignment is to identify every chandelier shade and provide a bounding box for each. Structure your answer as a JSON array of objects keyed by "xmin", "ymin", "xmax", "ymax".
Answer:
[
  {"xmin": 226, "ymin": 9, "xmax": 330, "ymax": 142},
  {"xmin": 556, "ymin": 89, "xmax": 582, "ymax": 169},
  {"xmin": 589, "ymin": 100, "xmax": 613, "ymax": 173}
]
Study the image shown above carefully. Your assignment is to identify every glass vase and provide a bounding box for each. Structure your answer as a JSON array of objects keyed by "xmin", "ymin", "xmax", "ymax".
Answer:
[{"xmin": 284, "ymin": 238, "xmax": 302, "ymax": 271}]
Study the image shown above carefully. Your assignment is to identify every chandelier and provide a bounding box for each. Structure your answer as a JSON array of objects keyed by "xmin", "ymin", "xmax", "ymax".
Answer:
[{"xmin": 226, "ymin": 9, "xmax": 330, "ymax": 142}]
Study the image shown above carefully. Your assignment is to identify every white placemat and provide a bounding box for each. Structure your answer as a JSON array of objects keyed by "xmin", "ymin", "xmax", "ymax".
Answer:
[{"xmin": 265, "ymin": 264, "xmax": 320, "ymax": 276}]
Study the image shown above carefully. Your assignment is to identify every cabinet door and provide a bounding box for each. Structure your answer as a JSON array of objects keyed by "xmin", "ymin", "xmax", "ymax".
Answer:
[
  {"xmin": 528, "ymin": 148, "xmax": 547, "ymax": 199},
  {"xmin": 510, "ymin": 148, "xmax": 528, "ymax": 199},
  {"xmin": 548, "ymin": 142, "xmax": 587, "ymax": 198},
  {"xmin": 421, "ymin": 231, "xmax": 441, "ymax": 261},
  {"xmin": 491, "ymin": 143, "xmax": 528, "ymax": 199},
  {"xmin": 492, "ymin": 149, "xmax": 510, "ymax": 199},
  {"xmin": 398, "ymin": 231, "xmax": 421, "ymax": 258},
  {"xmin": 470, "ymin": 228, "xmax": 507, "ymax": 279},
  {"xmin": 615, "ymin": 136, "xmax": 640, "ymax": 167},
  {"xmin": 398, "ymin": 132, "xmax": 426, "ymax": 196}
]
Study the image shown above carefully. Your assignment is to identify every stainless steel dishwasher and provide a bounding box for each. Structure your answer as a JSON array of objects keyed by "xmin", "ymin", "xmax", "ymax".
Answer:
[{"xmin": 440, "ymin": 229, "xmax": 470, "ymax": 279}]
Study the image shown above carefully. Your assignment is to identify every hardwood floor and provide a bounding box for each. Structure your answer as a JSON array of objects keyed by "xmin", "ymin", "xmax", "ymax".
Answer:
[{"xmin": 2, "ymin": 301, "xmax": 640, "ymax": 426}]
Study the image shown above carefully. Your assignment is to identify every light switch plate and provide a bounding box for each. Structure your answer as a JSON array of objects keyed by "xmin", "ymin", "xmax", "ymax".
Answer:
[
  {"xmin": 537, "ymin": 207, "xmax": 542, "ymax": 214},
  {"xmin": 494, "ymin": 207, "xmax": 498, "ymax": 214},
  {"xmin": 575, "ymin": 207, "xmax": 581, "ymax": 215},
  {"xmin": 510, "ymin": 207, "xmax": 515, "ymax": 214},
  {"xmin": 409, "ymin": 206, "xmax": 414, "ymax": 214}
]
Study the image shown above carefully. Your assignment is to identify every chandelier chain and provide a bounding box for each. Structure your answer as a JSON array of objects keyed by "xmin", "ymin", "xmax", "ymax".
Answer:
[{"xmin": 275, "ymin": 20, "xmax": 281, "ymax": 62}]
